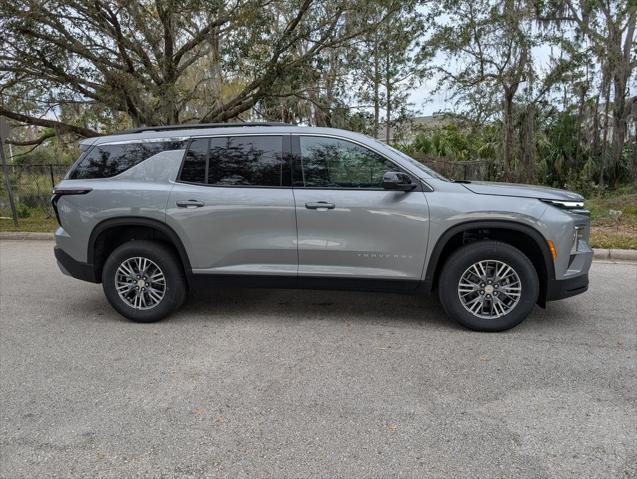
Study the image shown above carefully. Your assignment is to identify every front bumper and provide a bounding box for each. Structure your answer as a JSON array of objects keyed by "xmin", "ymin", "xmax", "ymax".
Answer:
[
  {"xmin": 546, "ymin": 272, "xmax": 589, "ymax": 301},
  {"xmin": 54, "ymin": 247, "xmax": 98, "ymax": 283}
]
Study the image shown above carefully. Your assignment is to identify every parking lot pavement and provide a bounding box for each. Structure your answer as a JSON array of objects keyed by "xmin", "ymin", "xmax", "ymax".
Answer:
[{"xmin": 0, "ymin": 240, "xmax": 635, "ymax": 479}]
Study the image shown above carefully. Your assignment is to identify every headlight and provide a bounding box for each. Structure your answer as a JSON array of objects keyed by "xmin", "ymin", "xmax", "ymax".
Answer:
[
  {"xmin": 541, "ymin": 199, "xmax": 584, "ymax": 209},
  {"xmin": 540, "ymin": 199, "xmax": 589, "ymax": 215}
]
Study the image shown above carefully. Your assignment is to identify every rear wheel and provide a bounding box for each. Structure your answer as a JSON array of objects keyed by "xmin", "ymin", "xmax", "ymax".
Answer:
[
  {"xmin": 438, "ymin": 241, "xmax": 539, "ymax": 332},
  {"xmin": 102, "ymin": 240, "xmax": 186, "ymax": 322}
]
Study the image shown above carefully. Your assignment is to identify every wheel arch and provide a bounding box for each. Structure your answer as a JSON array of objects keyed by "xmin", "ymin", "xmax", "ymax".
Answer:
[
  {"xmin": 88, "ymin": 217, "xmax": 192, "ymax": 287},
  {"xmin": 422, "ymin": 220, "xmax": 555, "ymax": 306}
]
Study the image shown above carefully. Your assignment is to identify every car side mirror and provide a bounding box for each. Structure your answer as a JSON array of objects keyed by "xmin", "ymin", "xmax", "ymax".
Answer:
[{"xmin": 382, "ymin": 171, "xmax": 416, "ymax": 191}]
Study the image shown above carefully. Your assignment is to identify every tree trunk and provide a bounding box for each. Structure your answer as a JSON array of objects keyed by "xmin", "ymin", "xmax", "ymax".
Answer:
[
  {"xmin": 609, "ymin": 10, "xmax": 636, "ymax": 184},
  {"xmin": 519, "ymin": 103, "xmax": 536, "ymax": 184},
  {"xmin": 372, "ymin": 33, "xmax": 380, "ymax": 138},
  {"xmin": 600, "ymin": 76, "xmax": 611, "ymax": 190},
  {"xmin": 502, "ymin": 86, "xmax": 516, "ymax": 179},
  {"xmin": 211, "ymin": 28, "xmax": 223, "ymax": 104},
  {"xmin": 610, "ymin": 74, "xmax": 628, "ymax": 184},
  {"xmin": 385, "ymin": 78, "xmax": 391, "ymax": 143},
  {"xmin": 633, "ymin": 104, "xmax": 637, "ymax": 181},
  {"xmin": 574, "ymin": 81, "xmax": 587, "ymax": 171},
  {"xmin": 591, "ymin": 94, "xmax": 600, "ymax": 159}
]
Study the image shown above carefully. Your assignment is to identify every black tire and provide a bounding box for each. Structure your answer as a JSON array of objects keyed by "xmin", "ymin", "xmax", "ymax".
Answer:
[
  {"xmin": 102, "ymin": 240, "xmax": 186, "ymax": 323},
  {"xmin": 438, "ymin": 241, "xmax": 539, "ymax": 332}
]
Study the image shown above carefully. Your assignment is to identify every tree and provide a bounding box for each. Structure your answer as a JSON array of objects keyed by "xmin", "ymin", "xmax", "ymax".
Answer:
[
  {"xmin": 0, "ymin": 0, "xmax": 401, "ymax": 138},
  {"xmin": 351, "ymin": 2, "xmax": 424, "ymax": 142},
  {"xmin": 424, "ymin": 0, "xmax": 542, "ymax": 180},
  {"xmin": 537, "ymin": 0, "xmax": 637, "ymax": 186}
]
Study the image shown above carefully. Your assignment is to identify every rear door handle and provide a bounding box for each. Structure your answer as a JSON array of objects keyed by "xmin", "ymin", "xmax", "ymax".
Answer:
[
  {"xmin": 305, "ymin": 201, "xmax": 335, "ymax": 210},
  {"xmin": 176, "ymin": 200, "xmax": 204, "ymax": 208}
]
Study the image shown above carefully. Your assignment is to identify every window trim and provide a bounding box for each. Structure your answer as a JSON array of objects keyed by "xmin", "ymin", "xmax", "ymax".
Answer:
[
  {"xmin": 175, "ymin": 133, "xmax": 292, "ymax": 189},
  {"xmin": 291, "ymin": 133, "xmax": 422, "ymax": 191},
  {"xmin": 97, "ymin": 137, "xmax": 189, "ymax": 146}
]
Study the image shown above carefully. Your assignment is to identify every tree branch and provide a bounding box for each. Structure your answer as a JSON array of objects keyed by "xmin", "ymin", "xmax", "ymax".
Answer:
[
  {"xmin": 6, "ymin": 131, "xmax": 56, "ymax": 146},
  {"xmin": 0, "ymin": 108, "xmax": 99, "ymax": 138}
]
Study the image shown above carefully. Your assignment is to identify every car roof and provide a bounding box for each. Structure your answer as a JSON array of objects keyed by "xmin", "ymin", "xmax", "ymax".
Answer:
[{"xmin": 79, "ymin": 124, "xmax": 378, "ymax": 148}]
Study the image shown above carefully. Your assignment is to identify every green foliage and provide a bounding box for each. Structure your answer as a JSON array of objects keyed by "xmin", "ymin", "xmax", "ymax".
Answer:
[
  {"xmin": 15, "ymin": 204, "xmax": 34, "ymax": 218},
  {"xmin": 408, "ymin": 124, "xmax": 499, "ymax": 162}
]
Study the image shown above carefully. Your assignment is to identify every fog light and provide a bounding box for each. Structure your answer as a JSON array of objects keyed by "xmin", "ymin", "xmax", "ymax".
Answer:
[{"xmin": 571, "ymin": 226, "xmax": 584, "ymax": 254}]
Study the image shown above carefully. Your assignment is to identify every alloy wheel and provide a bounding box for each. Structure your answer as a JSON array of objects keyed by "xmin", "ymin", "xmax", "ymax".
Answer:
[
  {"xmin": 457, "ymin": 259, "xmax": 522, "ymax": 319},
  {"xmin": 115, "ymin": 256, "xmax": 166, "ymax": 310}
]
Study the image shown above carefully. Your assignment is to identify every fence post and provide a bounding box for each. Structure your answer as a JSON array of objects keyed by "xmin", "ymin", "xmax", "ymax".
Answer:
[
  {"xmin": 463, "ymin": 164, "xmax": 468, "ymax": 181},
  {"xmin": 49, "ymin": 164, "xmax": 55, "ymax": 188},
  {"xmin": 0, "ymin": 130, "xmax": 18, "ymax": 227}
]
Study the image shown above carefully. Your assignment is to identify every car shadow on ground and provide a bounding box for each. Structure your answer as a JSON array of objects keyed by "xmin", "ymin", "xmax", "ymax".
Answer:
[
  {"xmin": 185, "ymin": 287, "xmax": 452, "ymax": 327},
  {"xmin": 73, "ymin": 283, "xmax": 581, "ymax": 332}
]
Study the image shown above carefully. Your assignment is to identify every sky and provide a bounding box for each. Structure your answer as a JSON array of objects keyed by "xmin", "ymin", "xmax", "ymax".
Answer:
[
  {"xmin": 409, "ymin": 78, "xmax": 450, "ymax": 116},
  {"xmin": 408, "ymin": 45, "xmax": 556, "ymax": 118}
]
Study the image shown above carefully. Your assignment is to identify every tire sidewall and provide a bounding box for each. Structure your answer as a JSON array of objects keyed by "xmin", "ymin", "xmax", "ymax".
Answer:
[
  {"xmin": 439, "ymin": 241, "xmax": 539, "ymax": 332},
  {"xmin": 102, "ymin": 241, "xmax": 185, "ymax": 322}
]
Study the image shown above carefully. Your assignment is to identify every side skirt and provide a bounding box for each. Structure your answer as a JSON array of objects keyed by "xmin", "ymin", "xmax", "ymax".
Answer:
[{"xmin": 190, "ymin": 274, "xmax": 421, "ymax": 294}]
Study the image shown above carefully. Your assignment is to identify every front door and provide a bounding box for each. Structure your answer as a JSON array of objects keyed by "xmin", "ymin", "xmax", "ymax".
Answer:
[
  {"xmin": 166, "ymin": 134, "xmax": 297, "ymax": 276},
  {"xmin": 292, "ymin": 135, "xmax": 430, "ymax": 288}
]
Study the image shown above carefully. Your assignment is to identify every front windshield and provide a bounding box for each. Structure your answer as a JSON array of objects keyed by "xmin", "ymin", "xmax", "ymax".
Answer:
[{"xmin": 379, "ymin": 142, "xmax": 449, "ymax": 181}]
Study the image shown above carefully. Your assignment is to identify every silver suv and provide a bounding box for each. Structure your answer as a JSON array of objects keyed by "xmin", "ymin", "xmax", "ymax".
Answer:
[{"xmin": 52, "ymin": 123, "xmax": 592, "ymax": 331}]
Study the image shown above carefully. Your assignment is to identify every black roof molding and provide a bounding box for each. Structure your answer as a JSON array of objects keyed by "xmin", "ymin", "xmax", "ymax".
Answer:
[{"xmin": 113, "ymin": 122, "xmax": 293, "ymax": 135}]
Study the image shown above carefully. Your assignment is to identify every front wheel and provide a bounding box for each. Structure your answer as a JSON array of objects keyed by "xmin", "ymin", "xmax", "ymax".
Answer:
[
  {"xmin": 438, "ymin": 241, "xmax": 539, "ymax": 332},
  {"xmin": 102, "ymin": 240, "xmax": 186, "ymax": 323}
]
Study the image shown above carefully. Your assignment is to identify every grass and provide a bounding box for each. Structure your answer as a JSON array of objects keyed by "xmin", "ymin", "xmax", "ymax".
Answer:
[
  {"xmin": 586, "ymin": 183, "xmax": 637, "ymax": 250},
  {"xmin": 589, "ymin": 229, "xmax": 637, "ymax": 249},
  {"xmin": 2, "ymin": 184, "xmax": 636, "ymax": 249},
  {"xmin": 0, "ymin": 215, "xmax": 57, "ymax": 233}
]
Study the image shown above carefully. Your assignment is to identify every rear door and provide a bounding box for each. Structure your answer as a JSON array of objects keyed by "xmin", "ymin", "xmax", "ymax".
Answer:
[
  {"xmin": 166, "ymin": 134, "xmax": 297, "ymax": 276},
  {"xmin": 292, "ymin": 135, "xmax": 429, "ymax": 287}
]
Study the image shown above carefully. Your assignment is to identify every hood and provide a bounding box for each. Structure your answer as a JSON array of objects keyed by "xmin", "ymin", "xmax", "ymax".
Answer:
[{"xmin": 461, "ymin": 181, "xmax": 584, "ymax": 201}]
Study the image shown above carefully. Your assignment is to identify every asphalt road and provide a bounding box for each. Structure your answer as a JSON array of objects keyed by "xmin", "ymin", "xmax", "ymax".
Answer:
[{"xmin": 0, "ymin": 240, "xmax": 635, "ymax": 479}]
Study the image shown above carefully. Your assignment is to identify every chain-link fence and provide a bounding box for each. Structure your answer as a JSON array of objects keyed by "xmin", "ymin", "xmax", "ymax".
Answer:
[{"xmin": 0, "ymin": 164, "xmax": 69, "ymax": 220}]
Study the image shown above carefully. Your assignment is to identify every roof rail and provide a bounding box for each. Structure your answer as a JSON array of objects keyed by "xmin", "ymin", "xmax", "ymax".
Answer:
[{"xmin": 114, "ymin": 122, "xmax": 292, "ymax": 135}]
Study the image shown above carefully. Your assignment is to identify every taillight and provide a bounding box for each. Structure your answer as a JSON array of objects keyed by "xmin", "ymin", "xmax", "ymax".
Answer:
[{"xmin": 51, "ymin": 187, "xmax": 92, "ymax": 226}]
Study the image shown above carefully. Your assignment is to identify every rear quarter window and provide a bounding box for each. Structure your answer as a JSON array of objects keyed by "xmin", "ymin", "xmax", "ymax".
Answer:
[{"xmin": 70, "ymin": 141, "xmax": 185, "ymax": 179}]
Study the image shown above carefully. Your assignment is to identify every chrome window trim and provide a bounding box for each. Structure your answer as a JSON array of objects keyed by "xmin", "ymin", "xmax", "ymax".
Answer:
[{"xmin": 97, "ymin": 137, "xmax": 190, "ymax": 146}]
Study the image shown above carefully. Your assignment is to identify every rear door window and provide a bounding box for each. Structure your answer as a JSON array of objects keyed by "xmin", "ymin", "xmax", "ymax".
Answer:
[
  {"xmin": 179, "ymin": 135, "xmax": 287, "ymax": 187},
  {"xmin": 208, "ymin": 136, "xmax": 284, "ymax": 186},
  {"xmin": 70, "ymin": 141, "xmax": 185, "ymax": 179}
]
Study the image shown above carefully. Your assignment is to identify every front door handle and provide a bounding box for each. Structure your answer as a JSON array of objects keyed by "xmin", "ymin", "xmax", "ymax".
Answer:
[
  {"xmin": 305, "ymin": 201, "xmax": 335, "ymax": 210},
  {"xmin": 176, "ymin": 199, "xmax": 204, "ymax": 208}
]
